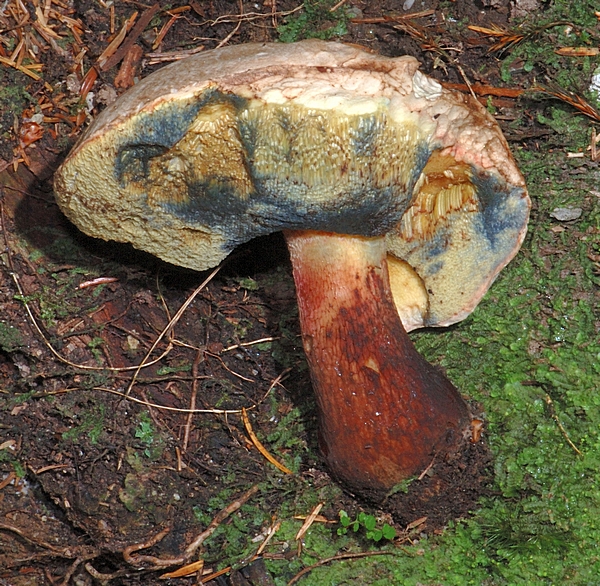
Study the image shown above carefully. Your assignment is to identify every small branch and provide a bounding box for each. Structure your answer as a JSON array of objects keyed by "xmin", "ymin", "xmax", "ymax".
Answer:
[
  {"xmin": 182, "ymin": 348, "xmax": 203, "ymax": 453},
  {"xmin": 287, "ymin": 551, "xmax": 396, "ymax": 586},
  {"xmin": 215, "ymin": 0, "xmax": 243, "ymax": 49},
  {"xmin": 544, "ymin": 394, "xmax": 583, "ymax": 457},
  {"xmin": 94, "ymin": 386, "xmax": 245, "ymax": 415},
  {"xmin": 442, "ymin": 82, "xmax": 525, "ymax": 98},
  {"xmin": 184, "ymin": 485, "xmax": 260, "ymax": 556},
  {"xmin": 100, "ymin": 3, "xmax": 159, "ymax": 71}
]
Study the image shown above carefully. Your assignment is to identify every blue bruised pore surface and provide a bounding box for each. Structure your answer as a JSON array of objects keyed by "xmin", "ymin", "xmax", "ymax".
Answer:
[
  {"xmin": 474, "ymin": 173, "xmax": 529, "ymax": 248},
  {"xmin": 114, "ymin": 89, "xmax": 223, "ymax": 184},
  {"xmin": 113, "ymin": 90, "xmax": 432, "ymax": 250},
  {"xmin": 423, "ymin": 170, "xmax": 527, "ymax": 260}
]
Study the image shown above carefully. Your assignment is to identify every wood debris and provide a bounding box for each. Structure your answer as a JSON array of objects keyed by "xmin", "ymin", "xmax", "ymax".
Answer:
[
  {"xmin": 0, "ymin": 0, "xmax": 87, "ymax": 167},
  {"xmin": 114, "ymin": 44, "xmax": 143, "ymax": 89},
  {"xmin": 242, "ymin": 407, "xmax": 294, "ymax": 475},
  {"xmin": 295, "ymin": 503, "xmax": 324, "ymax": 541},
  {"xmin": 99, "ymin": 3, "xmax": 159, "ymax": 71},
  {"xmin": 555, "ymin": 47, "xmax": 600, "ymax": 56}
]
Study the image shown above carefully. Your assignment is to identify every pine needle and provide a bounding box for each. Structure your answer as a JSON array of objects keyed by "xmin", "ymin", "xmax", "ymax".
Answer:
[
  {"xmin": 533, "ymin": 84, "xmax": 600, "ymax": 123},
  {"xmin": 242, "ymin": 408, "xmax": 293, "ymax": 475}
]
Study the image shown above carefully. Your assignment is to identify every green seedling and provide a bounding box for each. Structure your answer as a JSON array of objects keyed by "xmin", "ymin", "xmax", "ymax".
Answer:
[
  {"xmin": 337, "ymin": 510, "xmax": 396, "ymax": 542},
  {"xmin": 134, "ymin": 411, "xmax": 164, "ymax": 459},
  {"xmin": 238, "ymin": 276, "xmax": 259, "ymax": 291}
]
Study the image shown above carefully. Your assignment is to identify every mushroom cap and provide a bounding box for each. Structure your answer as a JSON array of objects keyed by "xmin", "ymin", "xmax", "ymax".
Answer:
[{"xmin": 54, "ymin": 40, "xmax": 529, "ymax": 331}]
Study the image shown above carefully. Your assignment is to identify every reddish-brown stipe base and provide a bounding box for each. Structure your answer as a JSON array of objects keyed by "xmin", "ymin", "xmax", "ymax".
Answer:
[{"xmin": 284, "ymin": 230, "xmax": 470, "ymax": 499}]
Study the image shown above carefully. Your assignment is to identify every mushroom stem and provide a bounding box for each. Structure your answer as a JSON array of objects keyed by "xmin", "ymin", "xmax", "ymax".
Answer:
[{"xmin": 284, "ymin": 230, "xmax": 470, "ymax": 499}]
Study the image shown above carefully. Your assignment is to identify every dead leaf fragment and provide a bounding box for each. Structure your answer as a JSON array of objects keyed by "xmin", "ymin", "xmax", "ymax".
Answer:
[
  {"xmin": 555, "ymin": 47, "xmax": 600, "ymax": 56},
  {"xmin": 160, "ymin": 559, "xmax": 204, "ymax": 579},
  {"xmin": 0, "ymin": 440, "xmax": 17, "ymax": 451}
]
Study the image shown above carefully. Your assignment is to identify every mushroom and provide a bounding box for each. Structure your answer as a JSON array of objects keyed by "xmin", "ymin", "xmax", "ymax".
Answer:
[{"xmin": 54, "ymin": 40, "xmax": 530, "ymax": 501}]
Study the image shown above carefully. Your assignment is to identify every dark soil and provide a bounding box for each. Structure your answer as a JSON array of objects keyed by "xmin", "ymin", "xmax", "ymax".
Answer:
[{"xmin": 0, "ymin": 0, "xmax": 554, "ymax": 583}]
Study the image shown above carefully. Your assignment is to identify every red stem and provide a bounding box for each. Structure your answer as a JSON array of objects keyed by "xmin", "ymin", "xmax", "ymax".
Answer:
[{"xmin": 284, "ymin": 230, "xmax": 470, "ymax": 499}]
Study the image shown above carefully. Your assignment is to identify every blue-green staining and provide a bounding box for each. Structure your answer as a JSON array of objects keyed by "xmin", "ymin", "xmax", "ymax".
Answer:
[
  {"xmin": 113, "ymin": 90, "xmax": 431, "ymax": 246},
  {"xmin": 114, "ymin": 89, "xmax": 228, "ymax": 186},
  {"xmin": 117, "ymin": 144, "xmax": 169, "ymax": 184},
  {"xmin": 350, "ymin": 115, "xmax": 383, "ymax": 158},
  {"xmin": 474, "ymin": 174, "xmax": 530, "ymax": 249}
]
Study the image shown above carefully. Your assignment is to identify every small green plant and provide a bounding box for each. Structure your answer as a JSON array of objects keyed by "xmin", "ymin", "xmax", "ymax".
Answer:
[
  {"xmin": 238, "ymin": 277, "xmax": 259, "ymax": 291},
  {"xmin": 156, "ymin": 363, "xmax": 191, "ymax": 376},
  {"xmin": 337, "ymin": 510, "xmax": 396, "ymax": 542},
  {"xmin": 12, "ymin": 460, "xmax": 26, "ymax": 478},
  {"xmin": 277, "ymin": 0, "xmax": 349, "ymax": 43},
  {"xmin": 87, "ymin": 336, "xmax": 105, "ymax": 363},
  {"xmin": 134, "ymin": 411, "xmax": 164, "ymax": 459},
  {"xmin": 135, "ymin": 415, "xmax": 154, "ymax": 445},
  {"xmin": 62, "ymin": 404, "xmax": 106, "ymax": 445},
  {"xmin": 385, "ymin": 477, "xmax": 414, "ymax": 497}
]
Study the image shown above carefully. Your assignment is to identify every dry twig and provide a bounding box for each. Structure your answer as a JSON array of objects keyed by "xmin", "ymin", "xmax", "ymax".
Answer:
[
  {"xmin": 182, "ymin": 348, "xmax": 203, "ymax": 453},
  {"xmin": 287, "ymin": 550, "xmax": 396, "ymax": 586},
  {"xmin": 295, "ymin": 503, "xmax": 324, "ymax": 541},
  {"xmin": 544, "ymin": 393, "xmax": 583, "ymax": 456},
  {"xmin": 442, "ymin": 82, "xmax": 525, "ymax": 99},
  {"xmin": 242, "ymin": 407, "xmax": 294, "ymax": 475},
  {"xmin": 124, "ymin": 264, "xmax": 222, "ymax": 395},
  {"xmin": 100, "ymin": 3, "xmax": 159, "ymax": 71}
]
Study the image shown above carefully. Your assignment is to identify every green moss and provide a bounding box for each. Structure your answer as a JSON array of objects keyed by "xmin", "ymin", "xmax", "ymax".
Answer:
[
  {"xmin": 62, "ymin": 403, "xmax": 106, "ymax": 445},
  {"xmin": 0, "ymin": 322, "xmax": 24, "ymax": 352},
  {"xmin": 265, "ymin": 406, "xmax": 307, "ymax": 473},
  {"xmin": 277, "ymin": 0, "xmax": 349, "ymax": 43},
  {"xmin": 496, "ymin": 0, "xmax": 600, "ymax": 89},
  {"xmin": 12, "ymin": 460, "xmax": 26, "ymax": 478},
  {"xmin": 400, "ymin": 143, "xmax": 599, "ymax": 583},
  {"xmin": 119, "ymin": 472, "xmax": 147, "ymax": 512},
  {"xmin": 0, "ymin": 73, "xmax": 35, "ymax": 159},
  {"xmin": 14, "ymin": 267, "xmax": 104, "ymax": 329}
]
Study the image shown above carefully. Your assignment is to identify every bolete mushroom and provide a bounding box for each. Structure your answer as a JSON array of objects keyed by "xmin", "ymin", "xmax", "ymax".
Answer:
[{"xmin": 54, "ymin": 40, "xmax": 529, "ymax": 502}]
